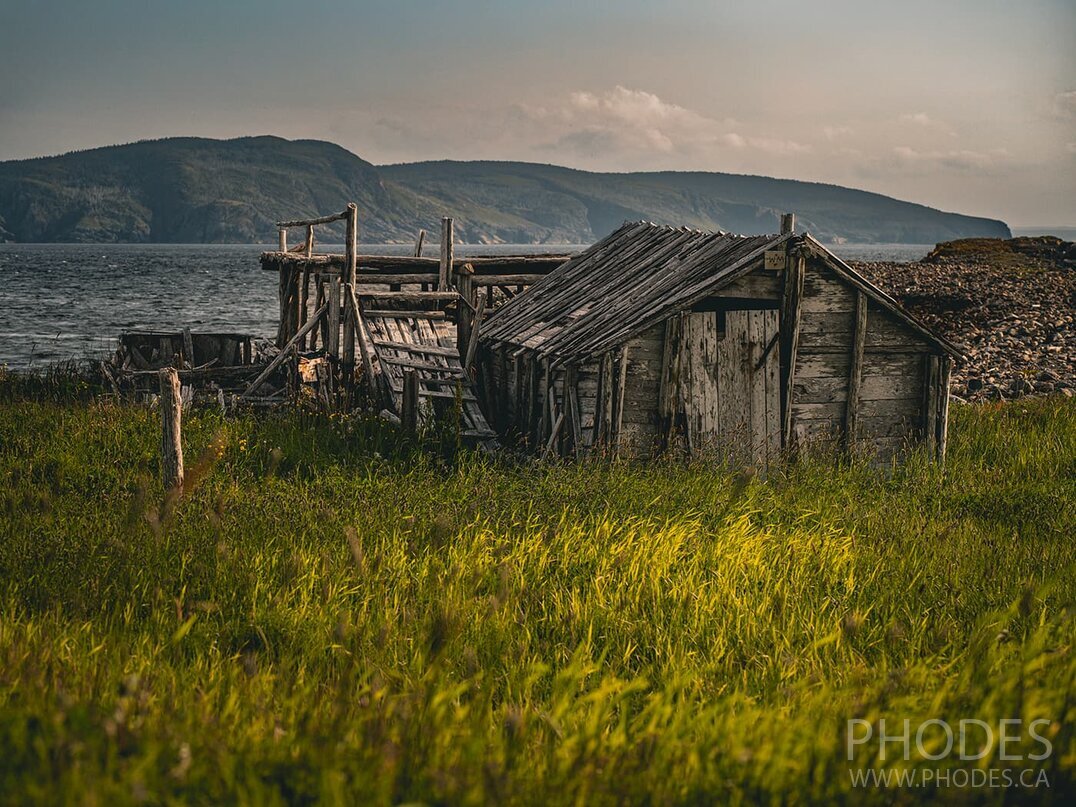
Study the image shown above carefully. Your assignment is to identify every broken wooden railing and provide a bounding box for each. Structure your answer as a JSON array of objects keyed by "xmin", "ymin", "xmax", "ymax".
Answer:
[{"xmin": 258, "ymin": 211, "xmax": 570, "ymax": 413}]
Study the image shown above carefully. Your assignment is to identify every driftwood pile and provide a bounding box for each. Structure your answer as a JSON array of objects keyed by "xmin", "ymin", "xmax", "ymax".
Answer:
[{"xmin": 853, "ymin": 238, "xmax": 1075, "ymax": 401}]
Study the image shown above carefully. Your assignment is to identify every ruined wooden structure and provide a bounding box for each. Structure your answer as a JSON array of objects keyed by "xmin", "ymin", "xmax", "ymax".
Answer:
[
  {"xmin": 478, "ymin": 217, "xmax": 960, "ymax": 466},
  {"xmin": 259, "ymin": 206, "xmax": 569, "ymax": 439}
]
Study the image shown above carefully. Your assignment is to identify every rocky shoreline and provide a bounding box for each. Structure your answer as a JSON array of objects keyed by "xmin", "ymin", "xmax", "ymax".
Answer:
[{"xmin": 851, "ymin": 237, "xmax": 1075, "ymax": 402}]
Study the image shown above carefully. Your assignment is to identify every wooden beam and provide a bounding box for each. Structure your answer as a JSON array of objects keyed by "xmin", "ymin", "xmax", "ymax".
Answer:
[
  {"xmin": 182, "ymin": 327, "xmax": 195, "ymax": 369},
  {"xmin": 439, "ymin": 217, "xmax": 454, "ymax": 291},
  {"xmin": 923, "ymin": 355, "xmax": 940, "ymax": 455},
  {"xmin": 780, "ymin": 212, "xmax": 796, "ymax": 234},
  {"xmin": 844, "ymin": 290, "xmax": 867, "ymax": 449},
  {"xmin": 159, "ymin": 368, "xmax": 184, "ymax": 491},
  {"xmin": 278, "ymin": 228, "xmax": 287, "ymax": 252},
  {"xmin": 413, "ymin": 229, "xmax": 426, "ymax": 257},
  {"xmin": 304, "ymin": 225, "xmax": 314, "ymax": 258},
  {"xmin": 276, "ymin": 210, "xmax": 349, "ymax": 228}
]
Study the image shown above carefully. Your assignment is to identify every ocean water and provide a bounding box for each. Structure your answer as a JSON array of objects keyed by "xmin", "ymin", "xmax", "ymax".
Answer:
[{"xmin": 0, "ymin": 242, "xmax": 931, "ymax": 368}]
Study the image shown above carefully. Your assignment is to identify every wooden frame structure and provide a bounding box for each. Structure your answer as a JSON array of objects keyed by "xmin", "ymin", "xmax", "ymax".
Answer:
[{"xmin": 258, "ymin": 206, "xmax": 570, "ymax": 437}]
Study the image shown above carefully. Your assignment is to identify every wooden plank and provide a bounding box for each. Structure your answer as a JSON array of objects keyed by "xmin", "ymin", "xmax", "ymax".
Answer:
[
  {"xmin": 924, "ymin": 355, "xmax": 940, "ymax": 454},
  {"xmin": 748, "ymin": 311, "xmax": 767, "ymax": 465},
  {"xmin": 763, "ymin": 310, "xmax": 781, "ymax": 464},
  {"xmin": 613, "ymin": 346, "xmax": 630, "ymax": 453},
  {"xmin": 344, "ymin": 203, "xmax": 357, "ymax": 286},
  {"xmin": 326, "ymin": 279, "xmax": 341, "ymax": 361},
  {"xmin": 372, "ymin": 339, "xmax": 458, "ymax": 357},
  {"xmin": 780, "ymin": 252, "xmax": 804, "ymax": 446},
  {"xmin": 844, "ymin": 291, "xmax": 867, "ymax": 448}
]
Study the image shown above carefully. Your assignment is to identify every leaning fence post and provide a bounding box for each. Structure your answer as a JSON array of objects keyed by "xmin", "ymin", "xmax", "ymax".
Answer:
[
  {"xmin": 159, "ymin": 367, "xmax": 184, "ymax": 491},
  {"xmin": 402, "ymin": 369, "xmax": 419, "ymax": 434}
]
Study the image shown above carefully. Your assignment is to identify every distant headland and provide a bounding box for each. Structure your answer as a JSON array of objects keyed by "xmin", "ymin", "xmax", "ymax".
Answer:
[{"xmin": 0, "ymin": 136, "xmax": 1011, "ymax": 245}]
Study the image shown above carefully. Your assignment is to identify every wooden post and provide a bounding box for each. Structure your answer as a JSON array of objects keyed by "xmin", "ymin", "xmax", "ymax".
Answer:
[
  {"xmin": 159, "ymin": 368, "xmax": 184, "ymax": 491},
  {"xmin": 456, "ymin": 262, "xmax": 474, "ymax": 359},
  {"xmin": 844, "ymin": 291, "xmax": 867, "ymax": 450},
  {"xmin": 305, "ymin": 224, "xmax": 314, "ymax": 257},
  {"xmin": 342, "ymin": 283, "xmax": 356, "ymax": 398},
  {"xmin": 439, "ymin": 217, "xmax": 454, "ymax": 291},
  {"xmin": 413, "ymin": 229, "xmax": 426, "ymax": 257},
  {"xmin": 780, "ymin": 213, "xmax": 796, "ymax": 235},
  {"xmin": 278, "ymin": 228, "xmax": 287, "ymax": 252},
  {"xmin": 345, "ymin": 203, "xmax": 358, "ymax": 286},
  {"xmin": 327, "ymin": 279, "xmax": 341, "ymax": 361},
  {"xmin": 402, "ymin": 369, "xmax": 419, "ymax": 434}
]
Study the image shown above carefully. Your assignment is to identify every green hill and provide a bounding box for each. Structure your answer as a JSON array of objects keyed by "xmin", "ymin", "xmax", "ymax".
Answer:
[{"xmin": 0, "ymin": 136, "xmax": 1011, "ymax": 244}]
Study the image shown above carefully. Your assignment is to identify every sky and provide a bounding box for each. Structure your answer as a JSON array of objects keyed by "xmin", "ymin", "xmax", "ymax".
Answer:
[{"xmin": 1, "ymin": 0, "xmax": 1073, "ymax": 226}]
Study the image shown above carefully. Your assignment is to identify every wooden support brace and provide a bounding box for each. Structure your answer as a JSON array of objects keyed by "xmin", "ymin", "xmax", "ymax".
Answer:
[{"xmin": 439, "ymin": 217, "xmax": 454, "ymax": 291}]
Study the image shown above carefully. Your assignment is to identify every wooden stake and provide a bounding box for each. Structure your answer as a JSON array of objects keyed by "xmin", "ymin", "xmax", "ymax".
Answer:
[
  {"xmin": 780, "ymin": 213, "xmax": 796, "ymax": 234},
  {"xmin": 413, "ymin": 229, "xmax": 426, "ymax": 257},
  {"xmin": 439, "ymin": 217, "xmax": 454, "ymax": 291},
  {"xmin": 278, "ymin": 228, "xmax": 287, "ymax": 252},
  {"xmin": 159, "ymin": 368, "xmax": 184, "ymax": 491},
  {"xmin": 402, "ymin": 369, "xmax": 419, "ymax": 434},
  {"xmin": 305, "ymin": 224, "xmax": 314, "ymax": 257}
]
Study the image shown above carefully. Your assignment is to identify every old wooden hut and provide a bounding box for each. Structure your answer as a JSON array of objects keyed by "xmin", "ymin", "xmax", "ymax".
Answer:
[{"xmin": 478, "ymin": 217, "xmax": 960, "ymax": 466}]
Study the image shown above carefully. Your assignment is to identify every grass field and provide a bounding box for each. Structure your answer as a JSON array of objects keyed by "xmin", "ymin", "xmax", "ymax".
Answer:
[{"xmin": 1, "ymin": 383, "xmax": 1074, "ymax": 803}]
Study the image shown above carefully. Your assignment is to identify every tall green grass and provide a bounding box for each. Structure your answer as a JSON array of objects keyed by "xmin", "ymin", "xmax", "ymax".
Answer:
[{"xmin": 0, "ymin": 393, "xmax": 1073, "ymax": 804}]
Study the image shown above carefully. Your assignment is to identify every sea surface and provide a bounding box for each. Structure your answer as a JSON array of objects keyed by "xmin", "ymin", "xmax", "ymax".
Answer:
[{"xmin": 0, "ymin": 242, "xmax": 932, "ymax": 368}]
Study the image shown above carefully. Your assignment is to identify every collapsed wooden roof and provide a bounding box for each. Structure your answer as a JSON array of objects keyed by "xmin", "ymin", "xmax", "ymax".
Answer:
[
  {"xmin": 482, "ymin": 221, "xmax": 963, "ymax": 362},
  {"xmin": 481, "ymin": 221, "xmax": 787, "ymax": 361}
]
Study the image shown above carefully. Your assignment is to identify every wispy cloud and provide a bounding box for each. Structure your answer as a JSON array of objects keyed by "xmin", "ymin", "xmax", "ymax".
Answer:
[
  {"xmin": 892, "ymin": 145, "xmax": 1009, "ymax": 171},
  {"xmin": 523, "ymin": 86, "xmax": 809, "ymax": 163},
  {"xmin": 898, "ymin": 112, "xmax": 956, "ymax": 137}
]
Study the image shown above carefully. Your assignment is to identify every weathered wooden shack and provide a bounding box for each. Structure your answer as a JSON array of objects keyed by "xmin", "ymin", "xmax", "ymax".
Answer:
[{"xmin": 478, "ymin": 217, "xmax": 961, "ymax": 466}]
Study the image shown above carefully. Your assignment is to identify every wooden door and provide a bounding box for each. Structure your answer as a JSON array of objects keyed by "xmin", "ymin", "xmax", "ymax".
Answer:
[
  {"xmin": 716, "ymin": 309, "xmax": 781, "ymax": 468},
  {"xmin": 667, "ymin": 308, "xmax": 781, "ymax": 468}
]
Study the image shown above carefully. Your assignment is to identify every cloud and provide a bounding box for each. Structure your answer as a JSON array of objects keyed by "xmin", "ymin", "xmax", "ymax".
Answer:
[
  {"xmin": 898, "ymin": 112, "xmax": 956, "ymax": 137},
  {"xmin": 524, "ymin": 86, "xmax": 809, "ymax": 163},
  {"xmin": 823, "ymin": 125, "xmax": 854, "ymax": 140},
  {"xmin": 892, "ymin": 145, "xmax": 1008, "ymax": 171},
  {"xmin": 1053, "ymin": 90, "xmax": 1076, "ymax": 119},
  {"xmin": 899, "ymin": 112, "xmax": 933, "ymax": 126}
]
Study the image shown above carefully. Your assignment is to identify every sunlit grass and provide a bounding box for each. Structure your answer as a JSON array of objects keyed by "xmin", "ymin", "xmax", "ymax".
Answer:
[{"xmin": 0, "ymin": 392, "xmax": 1073, "ymax": 803}]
